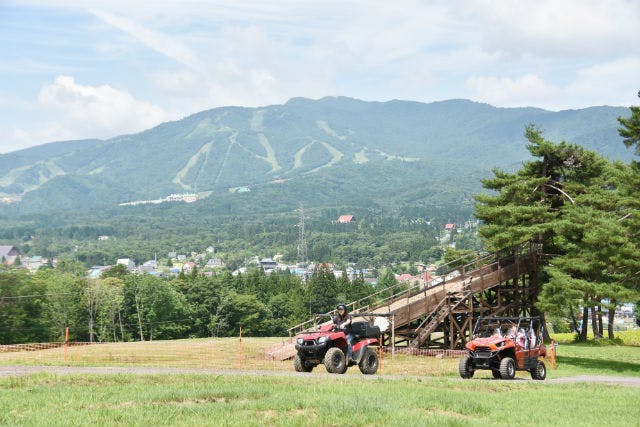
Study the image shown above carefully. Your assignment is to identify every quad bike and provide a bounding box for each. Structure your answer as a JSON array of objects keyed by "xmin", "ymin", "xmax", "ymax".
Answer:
[
  {"xmin": 294, "ymin": 321, "xmax": 381, "ymax": 374},
  {"xmin": 459, "ymin": 316, "xmax": 547, "ymax": 380}
]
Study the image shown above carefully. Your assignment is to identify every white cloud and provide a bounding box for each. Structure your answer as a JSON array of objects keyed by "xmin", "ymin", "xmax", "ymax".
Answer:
[
  {"xmin": 470, "ymin": 0, "xmax": 640, "ymax": 58},
  {"xmin": 36, "ymin": 75, "xmax": 168, "ymax": 139},
  {"xmin": 467, "ymin": 56, "xmax": 640, "ymax": 110},
  {"xmin": 567, "ymin": 57, "xmax": 640, "ymax": 107},
  {"xmin": 466, "ymin": 74, "xmax": 562, "ymax": 108},
  {"xmin": 89, "ymin": 9, "xmax": 205, "ymax": 70}
]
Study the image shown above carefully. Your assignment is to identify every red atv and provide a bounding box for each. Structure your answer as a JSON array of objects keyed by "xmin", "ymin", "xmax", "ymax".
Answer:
[
  {"xmin": 294, "ymin": 321, "xmax": 380, "ymax": 374},
  {"xmin": 459, "ymin": 316, "xmax": 547, "ymax": 380}
]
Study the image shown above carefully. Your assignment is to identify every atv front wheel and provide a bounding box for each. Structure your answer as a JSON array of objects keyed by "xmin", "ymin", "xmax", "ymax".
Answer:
[
  {"xmin": 499, "ymin": 357, "xmax": 516, "ymax": 380},
  {"xmin": 294, "ymin": 354, "xmax": 314, "ymax": 372},
  {"xmin": 530, "ymin": 360, "xmax": 546, "ymax": 380},
  {"xmin": 324, "ymin": 347, "xmax": 347, "ymax": 374},
  {"xmin": 358, "ymin": 348, "xmax": 379, "ymax": 375},
  {"xmin": 458, "ymin": 356, "xmax": 474, "ymax": 379}
]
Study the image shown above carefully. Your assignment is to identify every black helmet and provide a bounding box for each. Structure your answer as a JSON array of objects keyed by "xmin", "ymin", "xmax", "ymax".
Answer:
[{"xmin": 336, "ymin": 303, "xmax": 347, "ymax": 311}]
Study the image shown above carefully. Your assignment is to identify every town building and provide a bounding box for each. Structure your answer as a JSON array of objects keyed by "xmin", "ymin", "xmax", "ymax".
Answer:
[{"xmin": 0, "ymin": 246, "xmax": 19, "ymax": 266}]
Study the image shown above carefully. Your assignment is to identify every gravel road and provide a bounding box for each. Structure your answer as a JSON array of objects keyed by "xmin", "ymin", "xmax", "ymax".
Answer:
[{"xmin": 0, "ymin": 365, "xmax": 639, "ymax": 387}]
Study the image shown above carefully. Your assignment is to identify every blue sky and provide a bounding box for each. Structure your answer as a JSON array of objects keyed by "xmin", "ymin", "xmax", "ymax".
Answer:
[{"xmin": 1, "ymin": 0, "xmax": 639, "ymax": 153}]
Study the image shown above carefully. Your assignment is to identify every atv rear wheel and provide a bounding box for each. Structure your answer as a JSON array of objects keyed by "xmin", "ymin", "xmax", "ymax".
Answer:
[
  {"xmin": 530, "ymin": 360, "xmax": 546, "ymax": 380},
  {"xmin": 499, "ymin": 357, "xmax": 516, "ymax": 380},
  {"xmin": 324, "ymin": 347, "xmax": 347, "ymax": 374},
  {"xmin": 294, "ymin": 354, "xmax": 313, "ymax": 372},
  {"xmin": 358, "ymin": 348, "xmax": 379, "ymax": 375},
  {"xmin": 458, "ymin": 356, "xmax": 474, "ymax": 379},
  {"xmin": 492, "ymin": 369, "xmax": 501, "ymax": 379}
]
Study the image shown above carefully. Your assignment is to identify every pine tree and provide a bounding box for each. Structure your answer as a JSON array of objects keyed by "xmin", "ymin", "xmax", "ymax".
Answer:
[
  {"xmin": 618, "ymin": 91, "xmax": 640, "ymax": 155},
  {"xmin": 476, "ymin": 126, "xmax": 640, "ymax": 341}
]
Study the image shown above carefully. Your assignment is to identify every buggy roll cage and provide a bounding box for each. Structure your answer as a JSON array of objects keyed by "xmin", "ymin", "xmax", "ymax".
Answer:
[{"xmin": 472, "ymin": 316, "xmax": 544, "ymax": 346}]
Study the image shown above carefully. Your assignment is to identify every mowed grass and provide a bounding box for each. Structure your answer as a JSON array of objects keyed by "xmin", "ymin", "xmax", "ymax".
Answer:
[{"xmin": 1, "ymin": 372, "xmax": 639, "ymax": 426}]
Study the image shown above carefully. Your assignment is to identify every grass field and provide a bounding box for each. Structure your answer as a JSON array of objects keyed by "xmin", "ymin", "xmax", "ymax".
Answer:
[
  {"xmin": 1, "ymin": 332, "xmax": 639, "ymax": 426},
  {"xmin": 1, "ymin": 372, "xmax": 639, "ymax": 426}
]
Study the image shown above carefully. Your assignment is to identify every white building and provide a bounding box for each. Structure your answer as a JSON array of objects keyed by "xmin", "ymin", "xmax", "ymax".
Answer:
[{"xmin": 117, "ymin": 258, "xmax": 135, "ymax": 271}]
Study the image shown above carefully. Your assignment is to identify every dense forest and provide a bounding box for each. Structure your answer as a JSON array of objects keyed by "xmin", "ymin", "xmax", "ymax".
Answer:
[{"xmin": 0, "ymin": 265, "xmax": 387, "ymax": 344}]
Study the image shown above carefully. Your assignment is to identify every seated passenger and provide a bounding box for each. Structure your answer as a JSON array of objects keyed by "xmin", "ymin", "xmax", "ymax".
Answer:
[
  {"xmin": 516, "ymin": 328, "xmax": 526, "ymax": 347},
  {"xmin": 529, "ymin": 328, "xmax": 537, "ymax": 348}
]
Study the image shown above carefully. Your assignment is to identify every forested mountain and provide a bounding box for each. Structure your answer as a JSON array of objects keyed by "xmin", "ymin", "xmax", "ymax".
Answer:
[{"xmin": 0, "ymin": 97, "xmax": 631, "ymax": 215}]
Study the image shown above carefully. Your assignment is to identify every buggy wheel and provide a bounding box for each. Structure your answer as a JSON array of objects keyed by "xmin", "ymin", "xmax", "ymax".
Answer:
[
  {"xmin": 324, "ymin": 347, "xmax": 347, "ymax": 374},
  {"xmin": 530, "ymin": 360, "xmax": 546, "ymax": 380},
  {"xmin": 358, "ymin": 348, "xmax": 379, "ymax": 375},
  {"xmin": 458, "ymin": 356, "xmax": 474, "ymax": 379},
  {"xmin": 294, "ymin": 354, "xmax": 313, "ymax": 372},
  {"xmin": 492, "ymin": 369, "xmax": 501, "ymax": 379},
  {"xmin": 499, "ymin": 357, "xmax": 516, "ymax": 380}
]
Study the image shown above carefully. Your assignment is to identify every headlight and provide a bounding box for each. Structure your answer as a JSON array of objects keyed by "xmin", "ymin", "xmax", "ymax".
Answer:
[
  {"xmin": 297, "ymin": 338, "xmax": 304, "ymax": 345},
  {"xmin": 317, "ymin": 336, "xmax": 328, "ymax": 343}
]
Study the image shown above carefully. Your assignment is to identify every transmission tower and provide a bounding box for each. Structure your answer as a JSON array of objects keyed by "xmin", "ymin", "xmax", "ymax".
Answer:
[{"xmin": 297, "ymin": 204, "xmax": 308, "ymax": 266}]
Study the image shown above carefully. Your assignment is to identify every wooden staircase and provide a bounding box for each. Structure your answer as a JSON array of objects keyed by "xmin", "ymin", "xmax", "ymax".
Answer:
[{"xmin": 409, "ymin": 288, "xmax": 473, "ymax": 348}]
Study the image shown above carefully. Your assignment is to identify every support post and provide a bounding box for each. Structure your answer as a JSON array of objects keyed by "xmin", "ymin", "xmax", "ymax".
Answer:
[{"xmin": 391, "ymin": 315, "xmax": 395, "ymax": 358}]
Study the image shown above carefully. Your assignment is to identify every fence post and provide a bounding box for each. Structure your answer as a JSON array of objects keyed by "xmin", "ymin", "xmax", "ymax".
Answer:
[
  {"xmin": 64, "ymin": 326, "xmax": 69, "ymax": 364},
  {"xmin": 238, "ymin": 326, "xmax": 243, "ymax": 370}
]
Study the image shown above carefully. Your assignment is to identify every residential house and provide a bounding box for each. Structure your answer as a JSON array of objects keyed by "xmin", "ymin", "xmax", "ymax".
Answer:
[
  {"xmin": 21, "ymin": 256, "xmax": 46, "ymax": 273},
  {"xmin": 396, "ymin": 273, "xmax": 415, "ymax": 283},
  {"xmin": 205, "ymin": 258, "xmax": 225, "ymax": 269},
  {"xmin": 338, "ymin": 215, "xmax": 355, "ymax": 224},
  {"xmin": 0, "ymin": 246, "xmax": 19, "ymax": 266},
  {"xmin": 88, "ymin": 266, "xmax": 111, "ymax": 279},
  {"xmin": 140, "ymin": 260, "xmax": 157, "ymax": 274},
  {"xmin": 445, "ymin": 223, "xmax": 455, "ymax": 230},
  {"xmin": 260, "ymin": 258, "xmax": 278, "ymax": 273}
]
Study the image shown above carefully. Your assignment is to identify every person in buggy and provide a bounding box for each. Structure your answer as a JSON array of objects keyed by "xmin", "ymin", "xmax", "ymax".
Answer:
[{"xmin": 333, "ymin": 303, "xmax": 354, "ymax": 360}]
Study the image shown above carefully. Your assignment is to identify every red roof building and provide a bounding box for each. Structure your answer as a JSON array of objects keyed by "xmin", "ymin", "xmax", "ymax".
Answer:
[
  {"xmin": 338, "ymin": 215, "xmax": 355, "ymax": 224},
  {"xmin": 445, "ymin": 223, "xmax": 455, "ymax": 230},
  {"xmin": 396, "ymin": 273, "xmax": 415, "ymax": 282}
]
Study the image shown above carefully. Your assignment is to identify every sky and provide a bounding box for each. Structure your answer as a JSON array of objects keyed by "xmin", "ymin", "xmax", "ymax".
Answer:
[{"xmin": 1, "ymin": 0, "xmax": 639, "ymax": 153}]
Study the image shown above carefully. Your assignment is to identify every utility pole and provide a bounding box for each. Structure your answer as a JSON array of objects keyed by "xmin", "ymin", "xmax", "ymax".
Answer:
[{"xmin": 297, "ymin": 203, "xmax": 308, "ymax": 266}]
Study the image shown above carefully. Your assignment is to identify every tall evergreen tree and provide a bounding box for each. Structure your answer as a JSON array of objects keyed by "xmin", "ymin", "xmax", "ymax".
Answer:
[{"xmin": 475, "ymin": 126, "xmax": 640, "ymax": 340}]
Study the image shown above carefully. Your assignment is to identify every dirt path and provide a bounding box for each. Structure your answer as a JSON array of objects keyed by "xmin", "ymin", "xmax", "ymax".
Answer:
[{"xmin": 1, "ymin": 365, "xmax": 639, "ymax": 387}]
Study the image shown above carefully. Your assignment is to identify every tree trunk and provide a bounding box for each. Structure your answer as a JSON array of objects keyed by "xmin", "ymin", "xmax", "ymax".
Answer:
[
  {"xmin": 579, "ymin": 305, "xmax": 589, "ymax": 341},
  {"xmin": 118, "ymin": 311, "xmax": 125, "ymax": 342},
  {"xmin": 568, "ymin": 306, "xmax": 579, "ymax": 333},
  {"xmin": 590, "ymin": 305, "xmax": 601, "ymax": 339},
  {"xmin": 134, "ymin": 293, "xmax": 145, "ymax": 341},
  {"xmin": 608, "ymin": 300, "xmax": 616, "ymax": 340},
  {"xmin": 597, "ymin": 304, "xmax": 604, "ymax": 338}
]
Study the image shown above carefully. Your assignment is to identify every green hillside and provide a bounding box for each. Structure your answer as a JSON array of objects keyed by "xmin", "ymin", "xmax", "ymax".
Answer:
[{"xmin": 0, "ymin": 97, "xmax": 631, "ymax": 215}]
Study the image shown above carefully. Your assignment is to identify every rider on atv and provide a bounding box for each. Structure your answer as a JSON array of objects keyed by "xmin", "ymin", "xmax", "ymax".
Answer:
[{"xmin": 333, "ymin": 304, "xmax": 354, "ymax": 361}]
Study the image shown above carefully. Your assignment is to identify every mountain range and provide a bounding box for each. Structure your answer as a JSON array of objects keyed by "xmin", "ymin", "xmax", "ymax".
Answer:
[{"xmin": 0, "ymin": 97, "xmax": 633, "ymax": 216}]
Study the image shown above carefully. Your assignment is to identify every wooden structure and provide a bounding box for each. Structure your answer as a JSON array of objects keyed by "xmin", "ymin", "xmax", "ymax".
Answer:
[{"xmin": 288, "ymin": 241, "xmax": 543, "ymax": 351}]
